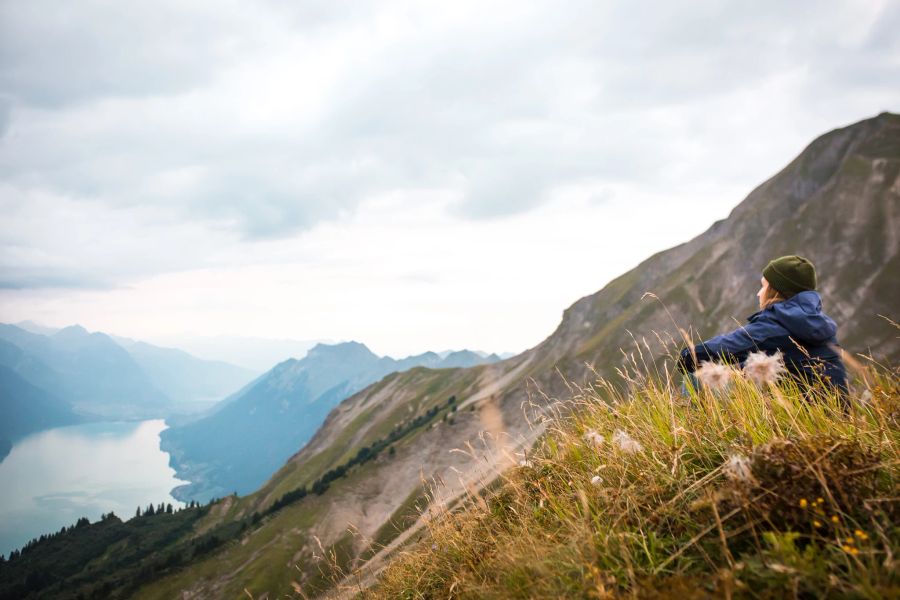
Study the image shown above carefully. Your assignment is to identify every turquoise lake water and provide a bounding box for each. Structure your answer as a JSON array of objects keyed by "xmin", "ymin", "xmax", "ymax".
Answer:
[{"xmin": 0, "ymin": 419, "xmax": 187, "ymax": 556}]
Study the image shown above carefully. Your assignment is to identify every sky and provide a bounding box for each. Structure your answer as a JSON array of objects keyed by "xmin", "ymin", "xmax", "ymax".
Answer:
[{"xmin": 1, "ymin": 0, "xmax": 898, "ymax": 358}]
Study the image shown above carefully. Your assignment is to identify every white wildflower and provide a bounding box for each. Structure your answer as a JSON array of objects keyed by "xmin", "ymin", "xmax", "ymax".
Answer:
[
  {"xmin": 612, "ymin": 429, "xmax": 643, "ymax": 454},
  {"xmin": 590, "ymin": 475, "xmax": 603, "ymax": 487},
  {"xmin": 742, "ymin": 351, "xmax": 786, "ymax": 385},
  {"xmin": 582, "ymin": 429, "xmax": 605, "ymax": 448},
  {"xmin": 518, "ymin": 459, "xmax": 533, "ymax": 468},
  {"xmin": 695, "ymin": 361, "xmax": 733, "ymax": 391},
  {"xmin": 722, "ymin": 453, "xmax": 755, "ymax": 485}
]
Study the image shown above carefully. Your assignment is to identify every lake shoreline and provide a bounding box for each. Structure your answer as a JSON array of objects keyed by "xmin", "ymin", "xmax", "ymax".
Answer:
[{"xmin": 0, "ymin": 419, "xmax": 188, "ymax": 556}]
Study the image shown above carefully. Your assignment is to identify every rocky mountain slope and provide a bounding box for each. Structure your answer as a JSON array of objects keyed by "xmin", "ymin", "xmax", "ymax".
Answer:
[
  {"xmin": 9, "ymin": 112, "xmax": 895, "ymax": 599},
  {"xmin": 161, "ymin": 342, "xmax": 500, "ymax": 502}
]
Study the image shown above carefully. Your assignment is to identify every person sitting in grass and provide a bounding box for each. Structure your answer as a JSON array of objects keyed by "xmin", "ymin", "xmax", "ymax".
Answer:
[{"xmin": 678, "ymin": 255, "xmax": 848, "ymax": 397}]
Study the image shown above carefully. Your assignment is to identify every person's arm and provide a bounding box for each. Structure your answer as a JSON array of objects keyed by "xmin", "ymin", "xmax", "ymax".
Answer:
[{"xmin": 678, "ymin": 323, "xmax": 764, "ymax": 373}]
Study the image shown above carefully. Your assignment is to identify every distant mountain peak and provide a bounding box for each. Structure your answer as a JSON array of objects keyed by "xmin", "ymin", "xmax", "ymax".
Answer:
[
  {"xmin": 307, "ymin": 341, "xmax": 375, "ymax": 359},
  {"xmin": 55, "ymin": 324, "xmax": 88, "ymax": 334},
  {"xmin": 14, "ymin": 320, "xmax": 59, "ymax": 336},
  {"xmin": 51, "ymin": 324, "xmax": 90, "ymax": 341}
]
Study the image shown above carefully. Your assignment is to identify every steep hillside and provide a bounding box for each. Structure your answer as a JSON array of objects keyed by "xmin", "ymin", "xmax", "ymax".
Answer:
[
  {"xmin": 368, "ymin": 358, "xmax": 899, "ymax": 598},
  {"xmin": 29, "ymin": 112, "xmax": 899, "ymax": 599},
  {"xmin": 0, "ymin": 366, "xmax": 80, "ymax": 461},
  {"xmin": 161, "ymin": 342, "xmax": 500, "ymax": 502}
]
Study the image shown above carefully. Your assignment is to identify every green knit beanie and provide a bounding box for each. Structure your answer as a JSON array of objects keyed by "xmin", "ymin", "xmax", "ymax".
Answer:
[{"xmin": 762, "ymin": 255, "xmax": 817, "ymax": 296}]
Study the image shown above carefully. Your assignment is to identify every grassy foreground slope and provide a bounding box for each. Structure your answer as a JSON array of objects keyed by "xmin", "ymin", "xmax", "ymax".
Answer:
[{"xmin": 368, "ymin": 362, "xmax": 899, "ymax": 599}]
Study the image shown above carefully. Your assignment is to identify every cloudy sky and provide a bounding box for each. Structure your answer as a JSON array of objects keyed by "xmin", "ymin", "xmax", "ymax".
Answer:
[{"xmin": 1, "ymin": 0, "xmax": 897, "ymax": 358}]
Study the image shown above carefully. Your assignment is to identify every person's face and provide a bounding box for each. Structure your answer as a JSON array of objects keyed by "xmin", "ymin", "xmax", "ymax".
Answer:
[{"xmin": 757, "ymin": 276, "xmax": 770, "ymax": 310}]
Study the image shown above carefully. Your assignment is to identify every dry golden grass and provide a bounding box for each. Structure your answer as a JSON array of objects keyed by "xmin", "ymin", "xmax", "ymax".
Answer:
[{"xmin": 363, "ymin": 354, "xmax": 899, "ymax": 599}]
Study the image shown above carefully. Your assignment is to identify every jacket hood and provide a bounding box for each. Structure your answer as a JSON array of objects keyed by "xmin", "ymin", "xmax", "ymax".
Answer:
[{"xmin": 766, "ymin": 291, "xmax": 838, "ymax": 344}]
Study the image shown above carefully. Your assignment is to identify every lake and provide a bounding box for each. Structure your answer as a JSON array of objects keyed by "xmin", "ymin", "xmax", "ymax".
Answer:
[{"xmin": 0, "ymin": 419, "xmax": 187, "ymax": 557}]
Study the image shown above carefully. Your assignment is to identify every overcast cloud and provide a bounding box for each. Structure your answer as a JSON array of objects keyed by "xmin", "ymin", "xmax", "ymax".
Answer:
[{"xmin": 1, "ymin": 0, "xmax": 898, "ymax": 356}]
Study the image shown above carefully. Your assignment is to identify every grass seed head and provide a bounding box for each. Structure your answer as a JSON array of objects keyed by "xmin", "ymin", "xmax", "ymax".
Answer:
[
  {"xmin": 722, "ymin": 453, "xmax": 755, "ymax": 485},
  {"xmin": 612, "ymin": 429, "xmax": 643, "ymax": 454},
  {"xmin": 695, "ymin": 361, "xmax": 734, "ymax": 391},
  {"xmin": 582, "ymin": 430, "xmax": 605, "ymax": 448},
  {"xmin": 742, "ymin": 350, "xmax": 786, "ymax": 385}
]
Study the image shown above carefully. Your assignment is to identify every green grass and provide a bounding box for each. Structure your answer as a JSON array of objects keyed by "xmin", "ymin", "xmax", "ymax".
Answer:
[
  {"xmin": 127, "ymin": 366, "xmax": 485, "ymax": 599},
  {"xmin": 364, "ymin": 485, "xmax": 430, "ymax": 560},
  {"xmin": 365, "ymin": 361, "xmax": 900, "ymax": 599},
  {"xmin": 257, "ymin": 367, "xmax": 478, "ymax": 507}
]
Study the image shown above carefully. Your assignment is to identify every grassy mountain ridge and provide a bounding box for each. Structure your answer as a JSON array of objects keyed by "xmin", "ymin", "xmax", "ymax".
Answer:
[
  {"xmin": 10, "ymin": 112, "xmax": 897, "ymax": 598},
  {"xmin": 160, "ymin": 342, "xmax": 500, "ymax": 503}
]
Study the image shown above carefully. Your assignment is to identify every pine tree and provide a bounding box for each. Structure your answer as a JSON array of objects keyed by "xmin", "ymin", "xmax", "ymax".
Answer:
[{"xmin": 135, "ymin": 506, "xmax": 142, "ymax": 518}]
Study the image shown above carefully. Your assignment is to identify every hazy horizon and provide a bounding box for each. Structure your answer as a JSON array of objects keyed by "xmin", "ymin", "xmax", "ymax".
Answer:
[
  {"xmin": 9, "ymin": 320, "xmax": 514, "ymax": 369},
  {"xmin": 2, "ymin": 1, "xmax": 898, "ymax": 358}
]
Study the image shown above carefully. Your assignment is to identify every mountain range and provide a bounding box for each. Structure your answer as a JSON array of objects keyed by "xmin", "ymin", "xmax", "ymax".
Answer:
[
  {"xmin": 0, "ymin": 324, "xmax": 257, "ymax": 434},
  {"xmin": 160, "ymin": 342, "xmax": 501, "ymax": 502}
]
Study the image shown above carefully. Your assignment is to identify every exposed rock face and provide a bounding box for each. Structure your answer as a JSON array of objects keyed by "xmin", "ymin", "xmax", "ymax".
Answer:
[
  {"xmin": 136, "ymin": 113, "xmax": 900, "ymax": 599},
  {"xmin": 543, "ymin": 111, "xmax": 899, "ymax": 370}
]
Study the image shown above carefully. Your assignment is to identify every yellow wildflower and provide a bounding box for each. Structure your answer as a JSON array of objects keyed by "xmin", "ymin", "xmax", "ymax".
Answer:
[
  {"xmin": 855, "ymin": 530, "xmax": 868, "ymax": 540},
  {"xmin": 799, "ymin": 498, "xmax": 808, "ymax": 509}
]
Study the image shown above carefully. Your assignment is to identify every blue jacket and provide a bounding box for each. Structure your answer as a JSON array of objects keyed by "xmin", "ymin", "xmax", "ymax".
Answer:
[{"xmin": 678, "ymin": 291, "xmax": 848, "ymax": 394}]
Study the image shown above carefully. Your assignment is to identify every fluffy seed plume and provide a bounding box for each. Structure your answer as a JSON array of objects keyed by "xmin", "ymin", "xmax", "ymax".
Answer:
[
  {"xmin": 590, "ymin": 475, "xmax": 603, "ymax": 486},
  {"xmin": 612, "ymin": 429, "xmax": 643, "ymax": 454},
  {"xmin": 859, "ymin": 389, "xmax": 873, "ymax": 406},
  {"xmin": 742, "ymin": 350, "xmax": 786, "ymax": 385},
  {"xmin": 582, "ymin": 430, "xmax": 605, "ymax": 448},
  {"xmin": 695, "ymin": 361, "xmax": 733, "ymax": 391},
  {"xmin": 722, "ymin": 453, "xmax": 755, "ymax": 485},
  {"xmin": 518, "ymin": 459, "xmax": 533, "ymax": 468}
]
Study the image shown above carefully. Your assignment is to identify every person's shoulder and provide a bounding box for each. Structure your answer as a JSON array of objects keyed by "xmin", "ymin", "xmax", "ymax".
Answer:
[
  {"xmin": 747, "ymin": 306, "xmax": 780, "ymax": 325},
  {"xmin": 745, "ymin": 307, "xmax": 790, "ymax": 338}
]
